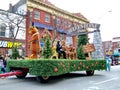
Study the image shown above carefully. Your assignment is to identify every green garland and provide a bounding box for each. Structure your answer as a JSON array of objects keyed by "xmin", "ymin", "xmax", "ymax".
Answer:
[{"xmin": 7, "ymin": 59, "xmax": 106, "ymax": 76}]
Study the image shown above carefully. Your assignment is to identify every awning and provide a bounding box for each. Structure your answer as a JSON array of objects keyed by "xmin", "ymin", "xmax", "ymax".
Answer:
[
  {"xmin": 33, "ymin": 22, "xmax": 74, "ymax": 36},
  {"xmin": 33, "ymin": 22, "xmax": 53, "ymax": 30}
]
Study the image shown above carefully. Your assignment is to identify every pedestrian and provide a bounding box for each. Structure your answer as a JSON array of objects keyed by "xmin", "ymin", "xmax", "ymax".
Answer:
[
  {"xmin": 4, "ymin": 55, "xmax": 8, "ymax": 72},
  {"xmin": 0, "ymin": 56, "xmax": 5, "ymax": 74},
  {"xmin": 0, "ymin": 55, "xmax": 6, "ymax": 73},
  {"xmin": 106, "ymin": 55, "xmax": 111, "ymax": 71}
]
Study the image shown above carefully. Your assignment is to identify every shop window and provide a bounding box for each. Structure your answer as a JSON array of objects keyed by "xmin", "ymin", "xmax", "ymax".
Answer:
[
  {"xmin": 45, "ymin": 14, "xmax": 50, "ymax": 23},
  {"xmin": 0, "ymin": 23, "xmax": 7, "ymax": 37},
  {"xmin": 34, "ymin": 10, "xmax": 40, "ymax": 20}
]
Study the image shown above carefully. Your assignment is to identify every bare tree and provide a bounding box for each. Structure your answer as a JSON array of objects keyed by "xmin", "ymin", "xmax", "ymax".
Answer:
[{"xmin": 0, "ymin": 9, "xmax": 26, "ymax": 48}]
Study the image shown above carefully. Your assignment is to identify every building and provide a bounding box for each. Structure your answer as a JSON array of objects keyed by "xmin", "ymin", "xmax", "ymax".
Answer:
[
  {"xmin": 102, "ymin": 37, "xmax": 120, "ymax": 58},
  {"xmin": 112, "ymin": 37, "xmax": 120, "ymax": 54},
  {"xmin": 26, "ymin": 0, "xmax": 89, "ymax": 56},
  {"xmin": 102, "ymin": 40, "xmax": 113, "ymax": 58},
  {"xmin": 10, "ymin": 0, "xmax": 90, "ymax": 57},
  {"xmin": 9, "ymin": 0, "xmax": 26, "ymax": 14},
  {"xmin": 0, "ymin": 9, "xmax": 26, "ymax": 57}
]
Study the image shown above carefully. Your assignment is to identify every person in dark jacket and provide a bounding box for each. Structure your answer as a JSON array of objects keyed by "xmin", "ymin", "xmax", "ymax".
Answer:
[
  {"xmin": 0, "ymin": 56, "xmax": 6, "ymax": 73},
  {"xmin": 56, "ymin": 41, "xmax": 66, "ymax": 59}
]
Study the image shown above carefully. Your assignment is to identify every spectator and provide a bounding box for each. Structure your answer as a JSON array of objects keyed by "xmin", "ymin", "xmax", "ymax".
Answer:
[
  {"xmin": 0, "ymin": 55, "xmax": 6, "ymax": 73},
  {"xmin": 106, "ymin": 55, "xmax": 111, "ymax": 71}
]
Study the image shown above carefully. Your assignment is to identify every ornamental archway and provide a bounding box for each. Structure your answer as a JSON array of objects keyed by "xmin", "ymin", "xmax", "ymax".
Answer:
[{"xmin": 67, "ymin": 23, "xmax": 104, "ymax": 60}]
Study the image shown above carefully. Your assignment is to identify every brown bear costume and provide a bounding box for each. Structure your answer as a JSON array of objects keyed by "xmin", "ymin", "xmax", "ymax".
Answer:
[{"xmin": 29, "ymin": 26, "xmax": 41, "ymax": 59}]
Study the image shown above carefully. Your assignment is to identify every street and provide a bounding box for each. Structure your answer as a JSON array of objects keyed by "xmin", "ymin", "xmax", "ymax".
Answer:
[{"xmin": 0, "ymin": 65, "xmax": 120, "ymax": 90}]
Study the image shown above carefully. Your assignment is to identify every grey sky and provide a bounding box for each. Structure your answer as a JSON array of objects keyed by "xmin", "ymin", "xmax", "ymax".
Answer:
[{"xmin": 1, "ymin": 0, "xmax": 119, "ymax": 41}]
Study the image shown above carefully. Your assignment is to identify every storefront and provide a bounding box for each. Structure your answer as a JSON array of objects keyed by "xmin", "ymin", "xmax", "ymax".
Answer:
[{"xmin": 0, "ymin": 40, "xmax": 25, "ymax": 58}]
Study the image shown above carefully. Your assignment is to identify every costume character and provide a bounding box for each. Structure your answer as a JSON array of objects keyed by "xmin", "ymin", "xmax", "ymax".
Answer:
[
  {"xmin": 29, "ymin": 26, "xmax": 41, "ymax": 59},
  {"xmin": 41, "ymin": 28, "xmax": 52, "ymax": 41},
  {"xmin": 61, "ymin": 40, "xmax": 69, "ymax": 59},
  {"xmin": 68, "ymin": 44, "xmax": 77, "ymax": 60},
  {"xmin": 51, "ymin": 45, "xmax": 58, "ymax": 59}
]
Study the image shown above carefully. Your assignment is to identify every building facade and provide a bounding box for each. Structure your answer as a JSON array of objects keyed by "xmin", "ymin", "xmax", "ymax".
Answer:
[
  {"xmin": 102, "ymin": 37, "xmax": 120, "ymax": 58},
  {"xmin": 112, "ymin": 37, "xmax": 120, "ymax": 54},
  {"xmin": 26, "ymin": 0, "xmax": 89, "ymax": 56},
  {"xmin": 102, "ymin": 40, "xmax": 113, "ymax": 58},
  {"xmin": 0, "ymin": 9, "xmax": 26, "ymax": 57}
]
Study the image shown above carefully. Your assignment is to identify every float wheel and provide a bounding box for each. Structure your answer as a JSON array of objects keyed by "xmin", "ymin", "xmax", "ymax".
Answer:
[
  {"xmin": 36, "ymin": 76, "xmax": 49, "ymax": 83},
  {"xmin": 86, "ymin": 70, "xmax": 94, "ymax": 76},
  {"xmin": 16, "ymin": 69, "xmax": 28, "ymax": 79}
]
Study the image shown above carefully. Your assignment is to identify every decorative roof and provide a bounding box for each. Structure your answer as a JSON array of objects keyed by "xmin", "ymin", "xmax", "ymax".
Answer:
[
  {"xmin": 42, "ymin": 0, "xmax": 55, "ymax": 6},
  {"xmin": 73, "ymin": 13, "xmax": 88, "ymax": 20},
  {"xmin": 41, "ymin": 0, "xmax": 88, "ymax": 21}
]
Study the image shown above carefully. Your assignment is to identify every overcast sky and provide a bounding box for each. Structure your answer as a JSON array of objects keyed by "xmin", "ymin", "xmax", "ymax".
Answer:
[{"xmin": 0, "ymin": 0, "xmax": 120, "ymax": 42}]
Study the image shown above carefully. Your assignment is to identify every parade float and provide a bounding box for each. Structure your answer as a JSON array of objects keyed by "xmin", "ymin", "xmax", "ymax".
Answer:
[{"xmin": 0, "ymin": 23, "xmax": 106, "ymax": 83}]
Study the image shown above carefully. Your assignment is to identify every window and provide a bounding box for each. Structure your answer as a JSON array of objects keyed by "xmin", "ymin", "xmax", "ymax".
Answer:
[
  {"xmin": 34, "ymin": 11, "xmax": 40, "ymax": 19},
  {"xmin": 56, "ymin": 18, "xmax": 61, "ymax": 27},
  {"xmin": 45, "ymin": 14, "xmax": 50, "ymax": 23},
  {"xmin": 68, "ymin": 22, "xmax": 72, "ymax": 28},
  {"xmin": 0, "ymin": 23, "xmax": 7, "ymax": 37},
  {"xmin": 63, "ymin": 20, "xmax": 66, "ymax": 28},
  {"xmin": 9, "ymin": 25, "xmax": 15, "ymax": 38}
]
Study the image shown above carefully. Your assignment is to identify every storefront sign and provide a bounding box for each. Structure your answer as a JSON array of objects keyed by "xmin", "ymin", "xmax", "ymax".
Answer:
[
  {"xmin": 68, "ymin": 23, "xmax": 100, "ymax": 35},
  {"xmin": 0, "ymin": 41, "xmax": 22, "ymax": 48}
]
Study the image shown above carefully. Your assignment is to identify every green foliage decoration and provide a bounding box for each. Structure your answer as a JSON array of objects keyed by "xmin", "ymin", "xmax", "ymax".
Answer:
[
  {"xmin": 7, "ymin": 59, "xmax": 106, "ymax": 76},
  {"xmin": 78, "ymin": 35, "xmax": 88, "ymax": 47},
  {"xmin": 77, "ymin": 45, "xmax": 85, "ymax": 59},
  {"xmin": 77, "ymin": 35, "xmax": 89, "ymax": 59},
  {"xmin": 42, "ymin": 38, "xmax": 53, "ymax": 59},
  {"xmin": 12, "ymin": 46, "xmax": 20, "ymax": 59}
]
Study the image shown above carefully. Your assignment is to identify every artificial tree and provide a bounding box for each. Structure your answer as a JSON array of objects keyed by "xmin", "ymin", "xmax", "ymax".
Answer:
[
  {"xmin": 77, "ymin": 34, "xmax": 88, "ymax": 59},
  {"xmin": 12, "ymin": 46, "xmax": 20, "ymax": 59},
  {"xmin": 77, "ymin": 44, "xmax": 85, "ymax": 59},
  {"xmin": 42, "ymin": 38, "xmax": 53, "ymax": 59}
]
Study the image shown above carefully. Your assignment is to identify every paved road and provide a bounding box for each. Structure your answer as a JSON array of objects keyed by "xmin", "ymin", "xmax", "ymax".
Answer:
[{"xmin": 0, "ymin": 65, "xmax": 120, "ymax": 90}]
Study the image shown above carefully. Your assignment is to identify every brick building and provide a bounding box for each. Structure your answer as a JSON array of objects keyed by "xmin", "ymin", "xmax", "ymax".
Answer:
[
  {"xmin": 102, "ymin": 37, "xmax": 120, "ymax": 58},
  {"xmin": 102, "ymin": 40, "xmax": 113, "ymax": 58},
  {"xmin": 26, "ymin": 0, "xmax": 89, "ymax": 56},
  {"xmin": 7, "ymin": 0, "xmax": 90, "ymax": 57}
]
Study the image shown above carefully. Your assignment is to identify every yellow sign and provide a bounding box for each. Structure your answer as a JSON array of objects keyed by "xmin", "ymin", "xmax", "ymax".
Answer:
[{"xmin": 0, "ymin": 41, "xmax": 22, "ymax": 48}]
